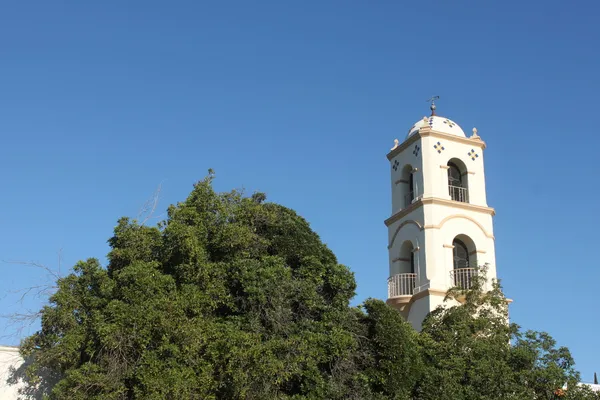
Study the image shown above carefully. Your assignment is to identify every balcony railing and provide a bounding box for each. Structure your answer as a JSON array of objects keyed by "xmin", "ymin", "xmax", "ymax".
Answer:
[
  {"xmin": 449, "ymin": 185, "xmax": 469, "ymax": 202},
  {"xmin": 450, "ymin": 268, "xmax": 477, "ymax": 290},
  {"xmin": 388, "ymin": 273, "xmax": 417, "ymax": 298},
  {"xmin": 404, "ymin": 191, "xmax": 415, "ymax": 208}
]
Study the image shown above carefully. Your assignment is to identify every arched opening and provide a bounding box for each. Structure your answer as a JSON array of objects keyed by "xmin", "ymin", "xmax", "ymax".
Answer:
[
  {"xmin": 447, "ymin": 158, "xmax": 469, "ymax": 203},
  {"xmin": 388, "ymin": 240, "xmax": 417, "ymax": 297},
  {"xmin": 399, "ymin": 241, "xmax": 415, "ymax": 274},
  {"xmin": 401, "ymin": 164, "xmax": 416, "ymax": 208},
  {"xmin": 452, "ymin": 238, "xmax": 469, "ymax": 269},
  {"xmin": 451, "ymin": 234, "xmax": 477, "ymax": 289}
]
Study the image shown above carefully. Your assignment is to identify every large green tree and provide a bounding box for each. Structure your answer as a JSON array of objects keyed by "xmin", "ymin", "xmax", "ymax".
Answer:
[
  {"xmin": 415, "ymin": 266, "xmax": 598, "ymax": 400},
  {"xmin": 17, "ymin": 174, "xmax": 421, "ymax": 399}
]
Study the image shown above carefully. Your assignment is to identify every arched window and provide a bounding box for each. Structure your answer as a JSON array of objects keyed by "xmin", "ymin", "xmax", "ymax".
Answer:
[
  {"xmin": 400, "ymin": 165, "xmax": 416, "ymax": 208},
  {"xmin": 390, "ymin": 241, "xmax": 417, "ymax": 297},
  {"xmin": 398, "ymin": 241, "xmax": 414, "ymax": 274},
  {"xmin": 447, "ymin": 160, "xmax": 469, "ymax": 203},
  {"xmin": 448, "ymin": 162, "xmax": 462, "ymax": 187},
  {"xmin": 452, "ymin": 239, "xmax": 469, "ymax": 270}
]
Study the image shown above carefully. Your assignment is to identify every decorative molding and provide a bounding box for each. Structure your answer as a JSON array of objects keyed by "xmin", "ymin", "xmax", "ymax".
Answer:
[
  {"xmin": 412, "ymin": 144, "xmax": 421, "ymax": 157},
  {"xmin": 468, "ymin": 149, "xmax": 480, "ymax": 161},
  {"xmin": 387, "ymin": 133, "xmax": 420, "ymax": 160},
  {"xmin": 385, "ymin": 206, "xmax": 419, "ymax": 227},
  {"xmin": 409, "ymin": 288, "xmax": 448, "ymax": 303},
  {"xmin": 386, "ymin": 287, "xmax": 447, "ymax": 311},
  {"xmin": 443, "ymin": 119, "xmax": 456, "ymax": 128},
  {"xmin": 385, "ymin": 197, "xmax": 495, "ymax": 227},
  {"xmin": 420, "ymin": 198, "xmax": 495, "ymax": 216},
  {"xmin": 385, "ymin": 285, "xmax": 486, "ymax": 317},
  {"xmin": 387, "ymin": 129, "xmax": 486, "ymax": 161},
  {"xmin": 386, "ymin": 204, "xmax": 495, "ymax": 248},
  {"xmin": 388, "ymin": 220, "xmax": 424, "ymax": 249},
  {"xmin": 424, "ymin": 214, "xmax": 495, "ymax": 239},
  {"xmin": 433, "ymin": 141, "xmax": 446, "ymax": 154}
]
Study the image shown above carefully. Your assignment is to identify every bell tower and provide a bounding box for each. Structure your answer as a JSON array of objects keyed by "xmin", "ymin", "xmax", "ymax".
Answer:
[{"xmin": 385, "ymin": 101, "xmax": 498, "ymax": 330}]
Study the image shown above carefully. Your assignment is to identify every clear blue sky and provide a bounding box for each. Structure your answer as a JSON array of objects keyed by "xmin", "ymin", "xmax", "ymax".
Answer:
[{"xmin": 1, "ymin": 0, "xmax": 599, "ymax": 382}]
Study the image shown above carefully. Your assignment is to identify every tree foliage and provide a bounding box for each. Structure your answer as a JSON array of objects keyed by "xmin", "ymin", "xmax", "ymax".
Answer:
[
  {"xmin": 14, "ymin": 173, "xmax": 597, "ymax": 399},
  {"xmin": 416, "ymin": 266, "xmax": 598, "ymax": 400},
  {"xmin": 17, "ymin": 174, "xmax": 420, "ymax": 399}
]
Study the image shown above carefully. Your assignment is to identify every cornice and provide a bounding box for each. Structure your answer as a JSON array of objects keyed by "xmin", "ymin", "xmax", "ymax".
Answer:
[
  {"xmin": 421, "ymin": 197, "xmax": 495, "ymax": 215},
  {"xmin": 384, "ymin": 197, "xmax": 495, "ymax": 227},
  {"xmin": 387, "ymin": 133, "xmax": 419, "ymax": 160},
  {"xmin": 410, "ymin": 288, "xmax": 448, "ymax": 303},
  {"xmin": 384, "ymin": 201, "xmax": 421, "ymax": 227},
  {"xmin": 388, "ymin": 288, "xmax": 512, "ymax": 314},
  {"xmin": 387, "ymin": 127, "xmax": 486, "ymax": 161},
  {"xmin": 387, "ymin": 288, "xmax": 449, "ymax": 312}
]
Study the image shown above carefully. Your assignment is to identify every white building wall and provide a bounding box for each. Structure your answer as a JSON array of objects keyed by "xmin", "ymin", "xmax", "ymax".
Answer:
[
  {"xmin": 406, "ymin": 296, "xmax": 430, "ymax": 331},
  {"xmin": 406, "ymin": 293, "xmax": 462, "ymax": 331},
  {"xmin": 389, "ymin": 138, "xmax": 424, "ymax": 214},
  {"xmin": 387, "ymin": 203, "xmax": 496, "ymax": 295},
  {"xmin": 420, "ymin": 134, "xmax": 487, "ymax": 207},
  {"xmin": 0, "ymin": 346, "xmax": 25, "ymax": 399},
  {"xmin": 387, "ymin": 207, "xmax": 425, "ymax": 279},
  {"xmin": 423, "ymin": 202, "xmax": 496, "ymax": 289}
]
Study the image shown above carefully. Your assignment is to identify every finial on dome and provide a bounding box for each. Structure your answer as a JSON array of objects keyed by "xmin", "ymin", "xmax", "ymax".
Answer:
[{"xmin": 427, "ymin": 95, "xmax": 440, "ymax": 116}]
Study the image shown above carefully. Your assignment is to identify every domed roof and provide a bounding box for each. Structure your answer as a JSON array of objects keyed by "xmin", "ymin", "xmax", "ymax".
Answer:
[{"xmin": 406, "ymin": 115, "xmax": 466, "ymax": 139}]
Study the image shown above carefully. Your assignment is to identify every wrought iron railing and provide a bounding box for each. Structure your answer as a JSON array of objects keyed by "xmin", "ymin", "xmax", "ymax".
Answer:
[
  {"xmin": 450, "ymin": 268, "xmax": 477, "ymax": 289},
  {"xmin": 449, "ymin": 185, "xmax": 468, "ymax": 203},
  {"xmin": 388, "ymin": 273, "xmax": 417, "ymax": 298}
]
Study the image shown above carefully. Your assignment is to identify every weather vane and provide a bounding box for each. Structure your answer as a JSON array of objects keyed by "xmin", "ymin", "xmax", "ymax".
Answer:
[{"xmin": 426, "ymin": 95, "xmax": 440, "ymax": 116}]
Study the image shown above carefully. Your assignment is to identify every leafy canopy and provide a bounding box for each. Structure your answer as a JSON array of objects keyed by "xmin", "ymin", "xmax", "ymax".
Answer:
[
  {"xmin": 416, "ymin": 266, "xmax": 598, "ymax": 400},
  {"xmin": 18, "ymin": 173, "xmax": 421, "ymax": 399},
  {"xmin": 14, "ymin": 173, "xmax": 597, "ymax": 399}
]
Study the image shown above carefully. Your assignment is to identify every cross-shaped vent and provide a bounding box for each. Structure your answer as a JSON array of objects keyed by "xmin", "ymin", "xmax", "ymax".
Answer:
[
  {"xmin": 392, "ymin": 160, "xmax": 399, "ymax": 171},
  {"xmin": 413, "ymin": 144, "xmax": 420, "ymax": 157},
  {"xmin": 468, "ymin": 149, "xmax": 479, "ymax": 161},
  {"xmin": 443, "ymin": 119, "xmax": 455, "ymax": 128},
  {"xmin": 434, "ymin": 141, "xmax": 445, "ymax": 154}
]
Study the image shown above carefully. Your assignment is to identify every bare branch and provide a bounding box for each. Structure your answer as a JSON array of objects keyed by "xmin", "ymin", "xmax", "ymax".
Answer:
[
  {"xmin": 0, "ymin": 255, "xmax": 66, "ymax": 343},
  {"xmin": 3, "ymin": 259, "xmax": 62, "ymax": 282},
  {"xmin": 137, "ymin": 182, "xmax": 165, "ymax": 226}
]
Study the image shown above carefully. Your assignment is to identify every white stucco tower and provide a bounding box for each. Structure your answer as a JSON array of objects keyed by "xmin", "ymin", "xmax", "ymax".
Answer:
[{"xmin": 385, "ymin": 102, "xmax": 498, "ymax": 330}]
